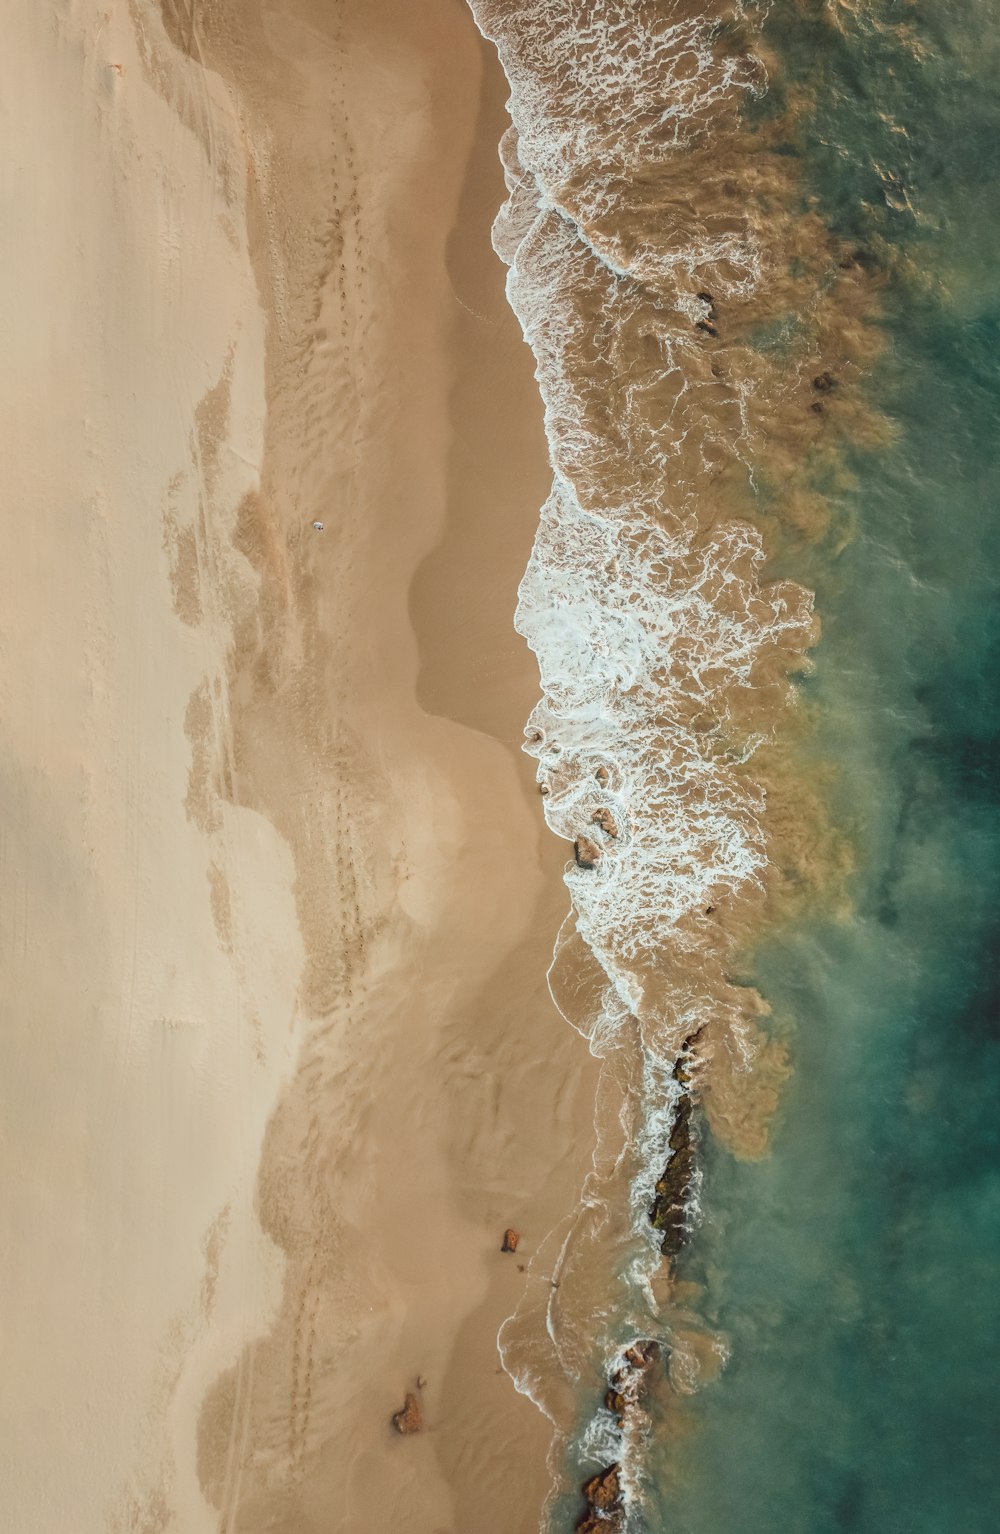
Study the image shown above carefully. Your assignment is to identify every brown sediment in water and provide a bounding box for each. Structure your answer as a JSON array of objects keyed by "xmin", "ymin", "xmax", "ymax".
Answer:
[
  {"xmin": 486, "ymin": 0, "xmax": 887, "ymax": 1109},
  {"xmin": 4, "ymin": 1, "xmax": 890, "ymax": 1529},
  {"xmin": 464, "ymin": 0, "xmax": 891, "ymax": 1511}
]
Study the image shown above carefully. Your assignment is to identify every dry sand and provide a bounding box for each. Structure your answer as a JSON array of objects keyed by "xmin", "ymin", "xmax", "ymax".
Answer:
[{"xmin": 1, "ymin": 2, "xmax": 597, "ymax": 1530}]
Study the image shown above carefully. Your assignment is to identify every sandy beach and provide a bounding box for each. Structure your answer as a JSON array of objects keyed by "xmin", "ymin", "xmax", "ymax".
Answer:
[{"xmin": 1, "ymin": 2, "xmax": 598, "ymax": 1530}]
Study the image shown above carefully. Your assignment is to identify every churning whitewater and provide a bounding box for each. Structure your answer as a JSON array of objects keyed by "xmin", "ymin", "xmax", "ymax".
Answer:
[{"xmin": 465, "ymin": 0, "xmax": 888, "ymax": 1523}]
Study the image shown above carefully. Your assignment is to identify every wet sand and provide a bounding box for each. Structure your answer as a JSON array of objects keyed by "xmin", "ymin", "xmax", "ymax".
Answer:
[{"xmin": 1, "ymin": 2, "xmax": 597, "ymax": 1531}]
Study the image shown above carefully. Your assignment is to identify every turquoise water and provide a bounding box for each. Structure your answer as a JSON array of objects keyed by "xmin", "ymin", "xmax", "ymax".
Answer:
[{"xmin": 649, "ymin": 3, "xmax": 1000, "ymax": 1529}]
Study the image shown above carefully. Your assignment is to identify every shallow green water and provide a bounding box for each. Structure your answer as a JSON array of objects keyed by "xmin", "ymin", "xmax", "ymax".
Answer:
[{"xmin": 648, "ymin": 3, "xmax": 1000, "ymax": 1530}]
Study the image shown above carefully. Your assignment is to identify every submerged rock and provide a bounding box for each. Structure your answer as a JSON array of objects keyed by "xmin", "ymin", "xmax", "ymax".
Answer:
[
  {"xmin": 812, "ymin": 370, "xmax": 837, "ymax": 392},
  {"xmin": 391, "ymin": 1392, "xmax": 422, "ymax": 1435},
  {"xmin": 838, "ymin": 245, "xmax": 878, "ymax": 272},
  {"xmin": 574, "ymin": 835, "xmax": 602, "ymax": 869},
  {"xmin": 501, "ymin": 1227, "xmax": 520, "ymax": 1253}
]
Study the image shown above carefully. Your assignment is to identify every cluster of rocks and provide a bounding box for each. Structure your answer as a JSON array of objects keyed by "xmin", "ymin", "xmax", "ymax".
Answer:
[
  {"xmin": 810, "ymin": 368, "xmax": 839, "ymax": 414},
  {"xmin": 590, "ymin": 807, "xmax": 618, "ymax": 839},
  {"xmin": 574, "ymin": 1342, "xmax": 661, "ymax": 1530},
  {"xmin": 603, "ymin": 1340, "xmax": 660, "ymax": 1428},
  {"xmin": 574, "ymin": 803, "xmax": 620, "ymax": 870},
  {"xmin": 575, "ymin": 1463, "xmax": 624, "ymax": 1533},
  {"xmin": 648, "ymin": 1030, "xmax": 702, "ymax": 1258}
]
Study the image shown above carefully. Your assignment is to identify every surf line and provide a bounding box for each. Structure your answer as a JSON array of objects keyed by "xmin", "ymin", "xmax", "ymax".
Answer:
[{"xmin": 467, "ymin": 0, "xmax": 886, "ymax": 1522}]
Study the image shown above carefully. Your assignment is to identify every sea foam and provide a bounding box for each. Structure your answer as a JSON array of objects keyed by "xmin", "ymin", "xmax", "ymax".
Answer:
[{"xmin": 470, "ymin": 0, "xmax": 819, "ymax": 1521}]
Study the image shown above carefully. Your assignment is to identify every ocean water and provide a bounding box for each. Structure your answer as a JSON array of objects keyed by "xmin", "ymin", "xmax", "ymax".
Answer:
[
  {"xmin": 467, "ymin": 0, "xmax": 1000, "ymax": 1529},
  {"xmin": 649, "ymin": 5, "xmax": 1000, "ymax": 1529}
]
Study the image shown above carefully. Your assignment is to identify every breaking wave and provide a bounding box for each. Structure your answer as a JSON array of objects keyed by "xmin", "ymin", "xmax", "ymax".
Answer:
[{"xmin": 467, "ymin": 0, "xmax": 883, "ymax": 1524}]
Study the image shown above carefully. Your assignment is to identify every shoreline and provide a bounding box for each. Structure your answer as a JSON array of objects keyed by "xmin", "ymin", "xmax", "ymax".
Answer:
[
  {"xmin": 154, "ymin": 1, "xmax": 598, "ymax": 1529},
  {"xmin": 2, "ymin": 1, "xmax": 597, "ymax": 1528}
]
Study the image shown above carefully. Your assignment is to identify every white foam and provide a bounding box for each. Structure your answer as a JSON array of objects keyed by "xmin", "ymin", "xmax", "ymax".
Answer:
[{"xmin": 468, "ymin": 0, "xmax": 809, "ymax": 1513}]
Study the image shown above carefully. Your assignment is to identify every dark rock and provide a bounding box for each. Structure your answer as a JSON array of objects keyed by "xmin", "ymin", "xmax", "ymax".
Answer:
[
  {"xmin": 583, "ymin": 1464, "xmax": 622, "ymax": 1513},
  {"xmin": 575, "ymin": 1513, "xmax": 625, "ymax": 1534},
  {"xmin": 812, "ymin": 371, "xmax": 837, "ymax": 392},
  {"xmin": 391, "ymin": 1392, "xmax": 422, "ymax": 1435},
  {"xmin": 649, "ymin": 1091, "xmax": 696, "ymax": 1256},
  {"xmin": 671, "ymin": 1026, "xmax": 703, "ymax": 1088},
  {"xmin": 624, "ymin": 1340, "xmax": 660, "ymax": 1372},
  {"xmin": 695, "ymin": 319, "xmax": 719, "ymax": 338},
  {"xmin": 575, "ymin": 1462, "xmax": 626, "ymax": 1530},
  {"xmin": 574, "ymin": 836, "xmax": 602, "ymax": 869},
  {"xmin": 501, "ymin": 1228, "xmax": 520, "ymax": 1253},
  {"xmin": 810, "ymin": 400, "xmax": 825, "ymax": 414},
  {"xmin": 604, "ymin": 1340, "xmax": 660, "ymax": 1425}
]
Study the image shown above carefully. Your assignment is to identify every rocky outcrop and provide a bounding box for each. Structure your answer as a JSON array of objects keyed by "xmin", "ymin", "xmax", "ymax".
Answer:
[
  {"xmin": 590, "ymin": 807, "xmax": 618, "ymax": 838},
  {"xmin": 649, "ymin": 1092, "xmax": 694, "ymax": 1256},
  {"xmin": 605, "ymin": 1340, "xmax": 660, "ymax": 1425},
  {"xmin": 625, "ymin": 1340, "xmax": 660, "ymax": 1371},
  {"xmin": 583, "ymin": 1465, "xmax": 621, "ymax": 1512},
  {"xmin": 391, "ymin": 1392, "xmax": 422, "ymax": 1435},
  {"xmin": 575, "ymin": 1463, "xmax": 625, "ymax": 1531},
  {"xmin": 574, "ymin": 835, "xmax": 602, "ymax": 869},
  {"xmin": 501, "ymin": 1227, "xmax": 520, "ymax": 1253},
  {"xmin": 648, "ymin": 1032, "xmax": 702, "ymax": 1257},
  {"xmin": 575, "ymin": 1514, "xmax": 624, "ymax": 1534}
]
